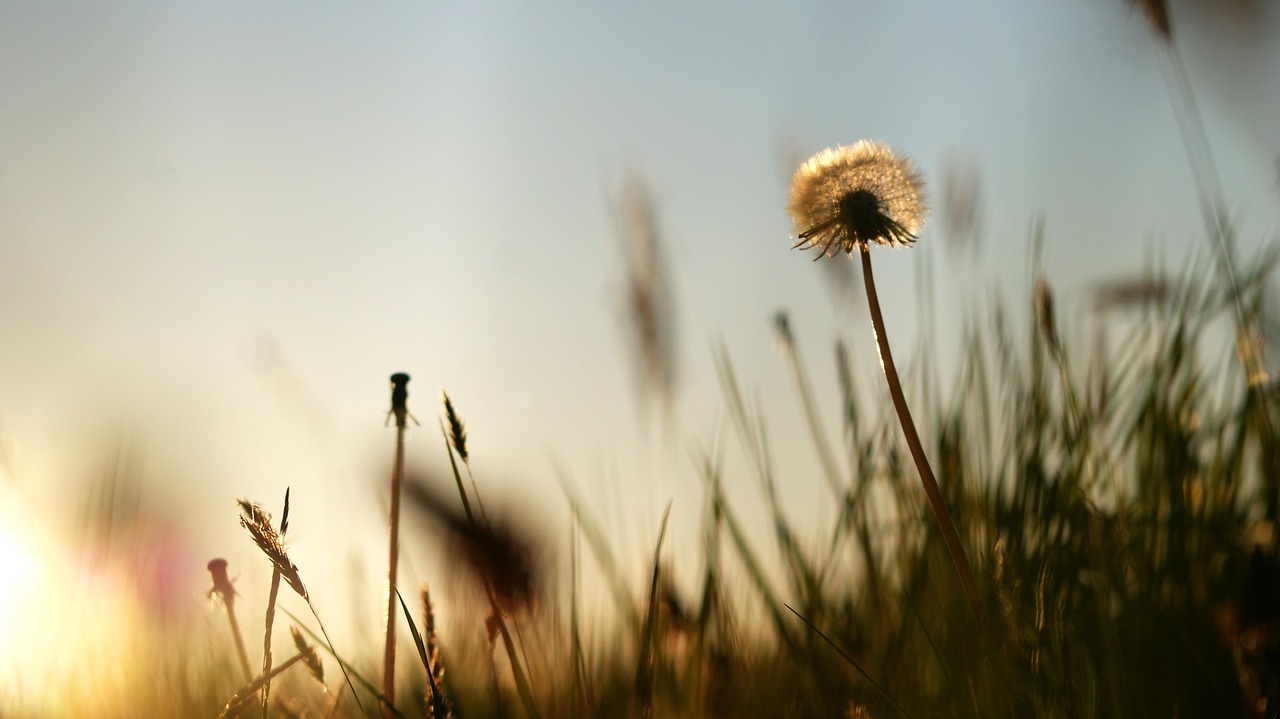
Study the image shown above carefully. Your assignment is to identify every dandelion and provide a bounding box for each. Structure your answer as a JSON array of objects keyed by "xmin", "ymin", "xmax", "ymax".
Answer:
[
  {"xmin": 207, "ymin": 558, "xmax": 253, "ymax": 682},
  {"xmin": 788, "ymin": 141, "xmax": 925, "ymax": 257},
  {"xmin": 384, "ymin": 372, "xmax": 413, "ymax": 717},
  {"xmin": 788, "ymin": 141, "xmax": 986, "ymax": 631}
]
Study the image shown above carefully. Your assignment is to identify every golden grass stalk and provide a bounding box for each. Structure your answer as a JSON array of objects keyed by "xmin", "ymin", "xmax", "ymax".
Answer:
[
  {"xmin": 237, "ymin": 496, "xmax": 364, "ymax": 715},
  {"xmin": 238, "ymin": 499, "xmax": 305, "ymax": 600},
  {"xmin": 259, "ymin": 489, "xmax": 291, "ymax": 719},
  {"xmin": 217, "ymin": 651, "xmax": 310, "ymax": 719},
  {"xmin": 432, "ymin": 406, "xmax": 543, "ymax": 719}
]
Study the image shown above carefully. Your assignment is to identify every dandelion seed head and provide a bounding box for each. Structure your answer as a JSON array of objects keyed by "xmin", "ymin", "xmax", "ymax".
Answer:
[
  {"xmin": 206, "ymin": 558, "xmax": 236, "ymax": 606},
  {"xmin": 788, "ymin": 141, "xmax": 926, "ymax": 257}
]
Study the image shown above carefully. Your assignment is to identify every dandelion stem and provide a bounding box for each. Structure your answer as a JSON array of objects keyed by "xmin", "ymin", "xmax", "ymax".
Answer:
[
  {"xmin": 859, "ymin": 248, "xmax": 986, "ymax": 630},
  {"xmin": 380, "ymin": 373, "xmax": 416, "ymax": 715},
  {"xmin": 208, "ymin": 558, "xmax": 253, "ymax": 683},
  {"xmin": 225, "ymin": 599, "xmax": 254, "ymax": 683},
  {"xmin": 383, "ymin": 416, "xmax": 407, "ymax": 718}
]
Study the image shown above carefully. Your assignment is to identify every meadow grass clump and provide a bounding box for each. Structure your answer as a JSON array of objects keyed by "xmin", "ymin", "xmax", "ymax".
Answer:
[{"xmin": 13, "ymin": 249, "xmax": 1271, "ymax": 719}]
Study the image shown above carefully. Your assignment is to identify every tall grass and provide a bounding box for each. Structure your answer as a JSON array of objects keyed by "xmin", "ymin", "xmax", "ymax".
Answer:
[
  {"xmin": 183, "ymin": 246, "xmax": 1276, "ymax": 718},
  {"xmin": 1, "ymin": 246, "xmax": 1272, "ymax": 719},
  {"xmin": 3, "ymin": 242, "xmax": 1268, "ymax": 719}
]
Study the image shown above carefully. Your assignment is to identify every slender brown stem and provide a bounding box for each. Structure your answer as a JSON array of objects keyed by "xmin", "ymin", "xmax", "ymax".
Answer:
[
  {"xmin": 224, "ymin": 602, "xmax": 253, "ymax": 683},
  {"xmin": 440, "ymin": 424, "xmax": 543, "ymax": 719},
  {"xmin": 859, "ymin": 249, "xmax": 986, "ymax": 629},
  {"xmin": 261, "ymin": 569, "xmax": 281, "ymax": 719},
  {"xmin": 218, "ymin": 652, "xmax": 306, "ymax": 719},
  {"xmin": 383, "ymin": 423, "xmax": 406, "ymax": 717}
]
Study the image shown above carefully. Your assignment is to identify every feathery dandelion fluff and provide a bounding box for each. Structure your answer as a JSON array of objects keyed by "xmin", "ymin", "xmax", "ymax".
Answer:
[{"xmin": 788, "ymin": 141, "xmax": 926, "ymax": 256}]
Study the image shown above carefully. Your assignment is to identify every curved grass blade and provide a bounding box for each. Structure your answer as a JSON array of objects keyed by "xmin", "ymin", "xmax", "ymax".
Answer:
[
  {"xmin": 785, "ymin": 604, "xmax": 914, "ymax": 719},
  {"xmin": 396, "ymin": 588, "xmax": 450, "ymax": 719}
]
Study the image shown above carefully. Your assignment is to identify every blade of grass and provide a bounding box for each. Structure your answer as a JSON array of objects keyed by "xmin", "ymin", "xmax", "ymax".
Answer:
[
  {"xmin": 634, "ymin": 503, "xmax": 671, "ymax": 719},
  {"xmin": 785, "ymin": 604, "xmax": 914, "ymax": 719},
  {"xmin": 283, "ymin": 609, "xmax": 404, "ymax": 718},
  {"xmin": 396, "ymin": 588, "xmax": 449, "ymax": 719}
]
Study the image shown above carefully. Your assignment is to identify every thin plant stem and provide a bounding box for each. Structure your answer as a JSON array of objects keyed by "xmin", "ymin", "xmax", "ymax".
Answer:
[
  {"xmin": 777, "ymin": 315, "xmax": 845, "ymax": 499},
  {"xmin": 261, "ymin": 489, "xmax": 290, "ymax": 719},
  {"xmin": 383, "ymin": 418, "xmax": 407, "ymax": 718},
  {"xmin": 859, "ymin": 248, "xmax": 986, "ymax": 630},
  {"xmin": 1157, "ymin": 42, "xmax": 1275, "ymax": 432},
  {"xmin": 218, "ymin": 652, "xmax": 307, "ymax": 719},
  {"xmin": 209, "ymin": 558, "xmax": 253, "ymax": 683},
  {"xmin": 224, "ymin": 600, "xmax": 253, "ymax": 683},
  {"xmin": 439, "ymin": 420, "xmax": 543, "ymax": 719}
]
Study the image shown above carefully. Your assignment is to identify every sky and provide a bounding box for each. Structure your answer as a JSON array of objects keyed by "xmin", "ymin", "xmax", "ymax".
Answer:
[{"xmin": 1, "ymin": 0, "xmax": 1279, "ymax": 677}]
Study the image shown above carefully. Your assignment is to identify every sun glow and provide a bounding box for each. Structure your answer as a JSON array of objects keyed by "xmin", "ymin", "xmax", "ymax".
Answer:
[
  {"xmin": 0, "ymin": 514, "xmax": 42, "ymax": 647},
  {"xmin": 0, "ymin": 497, "xmax": 149, "ymax": 716}
]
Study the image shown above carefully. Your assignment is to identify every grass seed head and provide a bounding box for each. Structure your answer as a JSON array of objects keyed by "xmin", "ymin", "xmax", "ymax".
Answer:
[
  {"xmin": 440, "ymin": 389, "xmax": 469, "ymax": 463},
  {"xmin": 289, "ymin": 625, "xmax": 324, "ymax": 684},
  {"xmin": 237, "ymin": 498, "xmax": 308, "ymax": 600},
  {"xmin": 1128, "ymin": 0, "xmax": 1172, "ymax": 40}
]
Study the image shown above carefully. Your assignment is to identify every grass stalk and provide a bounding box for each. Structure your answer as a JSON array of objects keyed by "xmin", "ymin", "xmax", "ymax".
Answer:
[
  {"xmin": 217, "ymin": 652, "xmax": 308, "ymax": 719},
  {"xmin": 633, "ymin": 504, "xmax": 672, "ymax": 718},
  {"xmin": 259, "ymin": 488, "xmax": 290, "ymax": 719},
  {"xmin": 439, "ymin": 396, "xmax": 544, "ymax": 719},
  {"xmin": 238, "ymin": 498, "xmax": 365, "ymax": 715}
]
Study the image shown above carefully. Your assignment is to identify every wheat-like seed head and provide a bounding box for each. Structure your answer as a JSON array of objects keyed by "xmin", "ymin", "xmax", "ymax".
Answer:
[
  {"xmin": 440, "ymin": 390, "xmax": 468, "ymax": 463},
  {"xmin": 237, "ymin": 498, "xmax": 308, "ymax": 600},
  {"xmin": 422, "ymin": 584, "xmax": 452, "ymax": 719},
  {"xmin": 289, "ymin": 625, "xmax": 324, "ymax": 684}
]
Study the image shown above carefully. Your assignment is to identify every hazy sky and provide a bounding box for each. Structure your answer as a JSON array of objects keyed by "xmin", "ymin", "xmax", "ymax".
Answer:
[{"xmin": 1, "ymin": 0, "xmax": 1278, "ymax": 645}]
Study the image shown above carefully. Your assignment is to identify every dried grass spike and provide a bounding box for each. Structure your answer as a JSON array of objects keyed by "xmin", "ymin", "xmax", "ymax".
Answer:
[
  {"xmin": 237, "ymin": 498, "xmax": 308, "ymax": 600},
  {"xmin": 615, "ymin": 174, "xmax": 678, "ymax": 411},
  {"xmin": 290, "ymin": 625, "xmax": 324, "ymax": 684},
  {"xmin": 1035, "ymin": 276, "xmax": 1062, "ymax": 359},
  {"xmin": 1127, "ymin": 0, "xmax": 1172, "ymax": 40},
  {"xmin": 422, "ymin": 586, "xmax": 452, "ymax": 719},
  {"xmin": 440, "ymin": 390, "xmax": 468, "ymax": 463}
]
